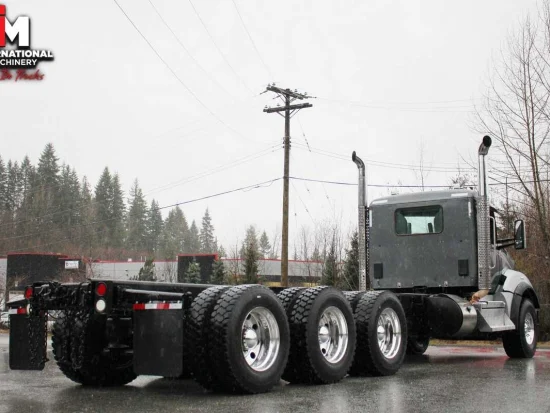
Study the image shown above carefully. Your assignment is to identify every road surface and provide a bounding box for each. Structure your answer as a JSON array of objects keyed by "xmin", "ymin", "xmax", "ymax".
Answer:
[{"xmin": 1, "ymin": 333, "xmax": 549, "ymax": 413}]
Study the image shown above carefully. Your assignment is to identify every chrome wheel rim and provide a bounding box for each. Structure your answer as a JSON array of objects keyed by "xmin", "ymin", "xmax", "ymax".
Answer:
[
  {"xmin": 524, "ymin": 312, "xmax": 535, "ymax": 346},
  {"xmin": 242, "ymin": 307, "xmax": 280, "ymax": 372},
  {"xmin": 377, "ymin": 308, "xmax": 402, "ymax": 359},
  {"xmin": 318, "ymin": 306, "xmax": 349, "ymax": 364}
]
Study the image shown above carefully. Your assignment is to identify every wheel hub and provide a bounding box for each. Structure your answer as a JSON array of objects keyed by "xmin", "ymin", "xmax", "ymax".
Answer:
[
  {"xmin": 524, "ymin": 312, "xmax": 535, "ymax": 345},
  {"xmin": 241, "ymin": 307, "xmax": 280, "ymax": 372},
  {"xmin": 243, "ymin": 328, "xmax": 258, "ymax": 348},
  {"xmin": 317, "ymin": 306, "xmax": 348, "ymax": 364},
  {"xmin": 377, "ymin": 308, "xmax": 402, "ymax": 360}
]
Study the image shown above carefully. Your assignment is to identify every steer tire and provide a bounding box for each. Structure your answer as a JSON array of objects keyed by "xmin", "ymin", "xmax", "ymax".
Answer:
[
  {"xmin": 52, "ymin": 313, "xmax": 136, "ymax": 386},
  {"xmin": 208, "ymin": 285, "xmax": 290, "ymax": 394},
  {"xmin": 503, "ymin": 299, "xmax": 538, "ymax": 359},
  {"xmin": 350, "ymin": 290, "xmax": 407, "ymax": 377},
  {"xmin": 406, "ymin": 335, "xmax": 430, "ymax": 355},
  {"xmin": 187, "ymin": 285, "xmax": 231, "ymax": 390},
  {"xmin": 283, "ymin": 286, "xmax": 356, "ymax": 385}
]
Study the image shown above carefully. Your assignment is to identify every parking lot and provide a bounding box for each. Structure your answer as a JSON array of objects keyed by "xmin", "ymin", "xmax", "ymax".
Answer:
[{"xmin": 1, "ymin": 333, "xmax": 550, "ymax": 413}]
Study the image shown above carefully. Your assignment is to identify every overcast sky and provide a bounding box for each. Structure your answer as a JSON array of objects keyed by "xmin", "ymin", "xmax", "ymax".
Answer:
[{"xmin": 1, "ymin": 0, "xmax": 540, "ymax": 254}]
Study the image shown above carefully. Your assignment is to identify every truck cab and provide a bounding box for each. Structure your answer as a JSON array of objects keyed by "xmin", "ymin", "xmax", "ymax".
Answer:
[{"xmin": 353, "ymin": 136, "xmax": 539, "ymax": 358}]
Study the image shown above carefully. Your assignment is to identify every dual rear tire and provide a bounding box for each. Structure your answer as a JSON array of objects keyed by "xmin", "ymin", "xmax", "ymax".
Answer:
[{"xmin": 188, "ymin": 285, "xmax": 289, "ymax": 394}]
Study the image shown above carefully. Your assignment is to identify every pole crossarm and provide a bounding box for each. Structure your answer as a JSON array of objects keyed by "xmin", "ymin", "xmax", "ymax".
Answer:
[
  {"xmin": 263, "ymin": 103, "xmax": 313, "ymax": 113},
  {"xmin": 266, "ymin": 86, "xmax": 308, "ymax": 100}
]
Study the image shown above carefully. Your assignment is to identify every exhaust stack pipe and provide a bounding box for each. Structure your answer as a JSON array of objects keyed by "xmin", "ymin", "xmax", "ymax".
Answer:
[
  {"xmin": 352, "ymin": 151, "xmax": 368, "ymax": 291},
  {"xmin": 477, "ymin": 135, "xmax": 492, "ymax": 290}
]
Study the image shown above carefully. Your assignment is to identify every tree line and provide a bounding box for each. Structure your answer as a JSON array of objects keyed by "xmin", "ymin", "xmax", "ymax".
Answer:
[{"xmin": 0, "ymin": 143, "xmax": 267, "ymax": 261}]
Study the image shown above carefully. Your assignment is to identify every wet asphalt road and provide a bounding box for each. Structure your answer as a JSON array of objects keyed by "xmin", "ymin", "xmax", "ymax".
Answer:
[{"xmin": 1, "ymin": 333, "xmax": 550, "ymax": 413}]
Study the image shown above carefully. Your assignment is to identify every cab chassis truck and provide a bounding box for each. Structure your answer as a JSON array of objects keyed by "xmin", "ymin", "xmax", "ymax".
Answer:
[{"xmin": 8, "ymin": 136, "xmax": 539, "ymax": 394}]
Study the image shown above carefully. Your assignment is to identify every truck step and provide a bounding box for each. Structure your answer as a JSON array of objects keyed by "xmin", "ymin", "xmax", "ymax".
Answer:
[{"xmin": 473, "ymin": 301, "xmax": 515, "ymax": 332}]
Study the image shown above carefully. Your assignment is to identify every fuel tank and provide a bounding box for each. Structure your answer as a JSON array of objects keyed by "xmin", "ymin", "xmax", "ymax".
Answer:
[{"xmin": 425, "ymin": 294, "xmax": 478, "ymax": 338}]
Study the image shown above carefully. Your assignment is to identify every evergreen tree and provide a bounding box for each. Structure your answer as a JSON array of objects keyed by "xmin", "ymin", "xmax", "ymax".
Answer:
[
  {"xmin": 217, "ymin": 243, "xmax": 227, "ymax": 258},
  {"xmin": 186, "ymin": 220, "xmax": 201, "ymax": 253},
  {"xmin": 94, "ymin": 167, "xmax": 112, "ymax": 246},
  {"xmin": 259, "ymin": 231, "xmax": 271, "ymax": 258},
  {"xmin": 185, "ymin": 259, "xmax": 201, "ymax": 284},
  {"xmin": 58, "ymin": 165, "xmax": 81, "ymax": 232},
  {"xmin": 37, "ymin": 143, "xmax": 60, "ymax": 189},
  {"xmin": 321, "ymin": 238, "xmax": 338, "ymax": 286},
  {"xmin": 240, "ymin": 226, "xmax": 259, "ymax": 258},
  {"xmin": 132, "ymin": 257, "xmax": 157, "ymax": 281},
  {"xmin": 341, "ymin": 231, "xmax": 360, "ymax": 290},
  {"xmin": 199, "ymin": 208, "xmax": 216, "ymax": 253},
  {"xmin": 126, "ymin": 179, "xmax": 148, "ymax": 253},
  {"xmin": 15, "ymin": 156, "xmax": 37, "ymax": 249},
  {"xmin": 146, "ymin": 200, "xmax": 163, "ymax": 255},
  {"xmin": 160, "ymin": 206, "xmax": 187, "ymax": 259},
  {"xmin": 80, "ymin": 176, "xmax": 96, "ymax": 256},
  {"xmin": 19, "ymin": 156, "xmax": 34, "ymax": 200},
  {"xmin": 36, "ymin": 144, "xmax": 60, "ymax": 244},
  {"xmin": 110, "ymin": 173, "xmax": 126, "ymax": 249},
  {"xmin": 5, "ymin": 160, "xmax": 19, "ymax": 212},
  {"xmin": 241, "ymin": 226, "xmax": 260, "ymax": 284},
  {"xmin": 211, "ymin": 259, "xmax": 226, "ymax": 284}
]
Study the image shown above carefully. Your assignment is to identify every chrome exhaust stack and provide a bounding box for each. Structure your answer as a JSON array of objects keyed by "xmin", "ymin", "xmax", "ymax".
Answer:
[
  {"xmin": 477, "ymin": 135, "xmax": 492, "ymax": 290},
  {"xmin": 352, "ymin": 151, "xmax": 368, "ymax": 291}
]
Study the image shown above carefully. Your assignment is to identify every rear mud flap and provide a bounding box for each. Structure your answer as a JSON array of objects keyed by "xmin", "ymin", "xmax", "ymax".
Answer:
[
  {"xmin": 133, "ymin": 303, "xmax": 184, "ymax": 377},
  {"xmin": 9, "ymin": 308, "xmax": 47, "ymax": 370}
]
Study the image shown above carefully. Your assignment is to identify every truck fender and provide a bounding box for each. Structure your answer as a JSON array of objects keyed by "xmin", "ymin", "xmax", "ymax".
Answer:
[{"xmin": 510, "ymin": 282, "xmax": 540, "ymax": 327}]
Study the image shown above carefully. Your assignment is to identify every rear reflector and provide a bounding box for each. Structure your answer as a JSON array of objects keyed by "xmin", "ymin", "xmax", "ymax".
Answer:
[
  {"xmin": 9, "ymin": 308, "xmax": 27, "ymax": 315},
  {"xmin": 133, "ymin": 303, "xmax": 183, "ymax": 311}
]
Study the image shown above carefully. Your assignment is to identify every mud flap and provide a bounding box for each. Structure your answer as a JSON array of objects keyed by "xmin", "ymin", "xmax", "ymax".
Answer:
[
  {"xmin": 9, "ymin": 308, "xmax": 47, "ymax": 370},
  {"xmin": 133, "ymin": 303, "xmax": 184, "ymax": 377}
]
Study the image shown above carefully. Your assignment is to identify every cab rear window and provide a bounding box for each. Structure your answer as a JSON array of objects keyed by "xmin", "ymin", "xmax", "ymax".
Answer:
[{"xmin": 395, "ymin": 206, "xmax": 443, "ymax": 235}]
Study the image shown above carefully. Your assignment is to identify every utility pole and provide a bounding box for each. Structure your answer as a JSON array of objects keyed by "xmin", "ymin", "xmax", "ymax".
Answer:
[{"xmin": 263, "ymin": 85, "xmax": 312, "ymax": 287}]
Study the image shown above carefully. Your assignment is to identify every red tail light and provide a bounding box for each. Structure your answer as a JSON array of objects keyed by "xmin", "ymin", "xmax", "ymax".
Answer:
[
  {"xmin": 24, "ymin": 287, "xmax": 33, "ymax": 299},
  {"xmin": 95, "ymin": 282, "xmax": 107, "ymax": 297}
]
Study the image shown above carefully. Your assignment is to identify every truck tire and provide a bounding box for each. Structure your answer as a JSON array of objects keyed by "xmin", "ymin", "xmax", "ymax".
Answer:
[
  {"xmin": 208, "ymin": 285, "xmax": 290, "ymax": 394},
  {"xmin": 350, "ymin": 290, "xmax": 407, "ymax": 376},
  {"xmin": 503, "ymin": 298, "xmax": 538, "ymax": 358},
  {"xmin": 343, "ymin": 291, "xmax": 367, "ymax": 312},
  {"xmin": 52, "ymin": 313, "xmax": 136, "ymax": 386},
  {"xmin": 187, "ymin": 285, "xmax": 230, "ymax": 389},
  {"xmin": 277, "ymin": 287, "xmax": 304, "ymax": 313},
  {"xmin": 406, "ymin": 335, "xmax": 430, "ymax": 355},
  {"xmin": 283, "ymin": 286, "xmax": 356, "ymax": 384}
]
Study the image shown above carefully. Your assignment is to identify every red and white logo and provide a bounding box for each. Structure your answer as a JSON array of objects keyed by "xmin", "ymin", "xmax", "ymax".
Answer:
[
  {"xmin": 0, "ymin": 4, "xmax": 54, "ymax": 80},
  {"xmin": 0, "ymin": 4, "xmax": 30, "ymax": 47}
]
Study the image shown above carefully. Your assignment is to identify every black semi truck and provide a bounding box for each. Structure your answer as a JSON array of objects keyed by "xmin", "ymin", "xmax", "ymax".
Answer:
[{"xmin": 8, "ymin": 136, "xmax": 538, "ymax": 394}]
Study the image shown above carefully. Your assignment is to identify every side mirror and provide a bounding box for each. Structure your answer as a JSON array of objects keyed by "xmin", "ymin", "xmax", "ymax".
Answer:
[{"xmin": 514, "ymin": 220, "xmax": 526, "ymax": 250}]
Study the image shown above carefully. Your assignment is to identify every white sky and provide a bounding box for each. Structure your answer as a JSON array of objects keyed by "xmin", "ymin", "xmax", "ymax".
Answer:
[{"xmin": 1, "ymin": 0, "xmax": 540, "ymax": 253}]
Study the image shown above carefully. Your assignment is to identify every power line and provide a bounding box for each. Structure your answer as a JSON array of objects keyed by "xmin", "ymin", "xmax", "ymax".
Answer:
[
  {"xmin": 290, "ymin": 176, "xmax": 550, "ymax": 188},
  {"xmin": 187, "ymin": 0, "xmax": 254, "ymax": 94},
  {"xmin": 316, "ymin": 96, "xmax": 476, "ymax": 113},
  {"xmin": 146, "ymin": 0, "xmax": 235, "ymax": 99},
  {"xmin": 290, "ymin": 180, "xmax": 315, "ymax": 225},
  {"xmin": 1, "ymin": 177, "xmax": 282, "ymax": 251},
  {"xmin": 292, "ymin": 143, "xmax": 477, "ymax": 173},
  {"xmin": 112, "ymin": 0, "xmax": 254, "ymax": 144},
  {"xmin": 230, "ymin": 0, "xmax": 273, "ymax": 80}
]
